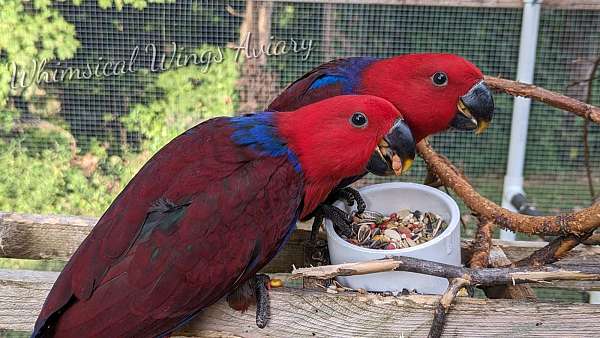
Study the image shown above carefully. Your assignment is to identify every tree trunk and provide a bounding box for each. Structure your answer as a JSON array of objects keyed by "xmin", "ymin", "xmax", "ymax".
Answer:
[{"xmin": 238, "ymin": 0, "xmax": 279, "ymax": 114}]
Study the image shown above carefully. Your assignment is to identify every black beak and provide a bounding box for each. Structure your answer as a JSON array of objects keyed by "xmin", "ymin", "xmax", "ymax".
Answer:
[
  {"xmin": 450, "ymin": 80, "xmax": 494, "ymax": 134},
  {"xmin": 367, "ymin": 118, "xmax": 416, "ymax": 176}
]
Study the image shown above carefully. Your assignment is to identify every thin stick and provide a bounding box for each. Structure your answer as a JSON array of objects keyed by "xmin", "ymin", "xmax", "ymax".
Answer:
[
  {"xmin": 515, "ymin": 231, "xmax": 594, "ymax": 267},
  {"xmin": 428, "ymin": 278, "xmax": 470, "ymax": 338},
  {"xmin": 484, "ymin": 75, "xmax": 600, "ymax": 125},
  {"xmin": 291, "ymin": 256, "xmax": 600, "ymax": 285},
  {"xmin": 581, "ymin": 57, "xmax": 600, "ymax": 201}
]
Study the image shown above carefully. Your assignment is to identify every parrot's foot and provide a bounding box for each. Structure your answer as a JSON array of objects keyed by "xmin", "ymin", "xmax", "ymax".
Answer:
[
  {"xmin": 226, "ymin": 274, "xmax": 271, "ymax": 328},
  {"xmin": 254, "ymin": 274, "xmax": 271, "ymax": 328},
  {"xmin": 320, "ymin": 204, "xmax": 353, "ymax": 238},
  {"xmin": 304, "ymin": 194, "xmax": 355, "ymax": 266},
  {"xmin": 309, "ymin": 209, "xmax": 324, "ymax": 242},
  {"xmin": 308, "ymin": 204, "xmax": 352, "ymax": 241},
  {"xmin": 302, "ymin": 211, "xmax": 330, "ymax": 266},
  {"xmin": 307, "ymin": 187, "xmax": 363, "ymax": 243},
  {"xmin": 334, "ymin": 187, "xmax": 366, "ymax": 214}
]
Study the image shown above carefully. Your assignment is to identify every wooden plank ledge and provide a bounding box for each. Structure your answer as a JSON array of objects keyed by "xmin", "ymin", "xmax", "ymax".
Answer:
[
  {"xmin": 0, "ymin": 212, "xmax": 95, "ymax": 260},
  {"xmin": 2, "ymin": 211, "xmax": 598, "ymax": 262},
  {"xmin": 0, "ymin": 212, "xmax": 311, "ymax": 273},
  {"xmin": 1, "ymin": 212, "xmax": 599, "ymax": 290},
  {"xmin": 2, "ymin": 269, "xmax": 600, "ymax": 337}
]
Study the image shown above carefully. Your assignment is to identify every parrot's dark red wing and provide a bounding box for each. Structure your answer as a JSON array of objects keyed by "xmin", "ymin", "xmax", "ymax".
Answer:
[
  {"xmin": 267, "ymin": 57, "xmax": 377, "ymax": 112},
  {"xmin": 33, "ymin": 117, "xmax": 303, "ymax": 338}
]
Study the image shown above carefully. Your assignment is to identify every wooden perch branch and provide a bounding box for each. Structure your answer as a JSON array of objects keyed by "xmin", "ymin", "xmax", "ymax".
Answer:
[
  {"xmin": 468, "ymin": 219, "xmax": 494, "ymax": 269},
  {"xmin": 583, "ymin": 232, "xmax": 600, "ymax": 245},
  {"xmin": 428, "ymin": 278, "xmax": 470, "ymax": 338},
  {"xmin": 485, "ymin": 247, "xmax": 537, "ymax": 300},
  {"xmin": 417, "ymin": 141, "xmax": 600, "ymax": 236},
  {"xmin": 466, "ymin": 220, "xmax": 537, "ymax": 301},
  {"xmin": 421, "ymin": 76, "xmax": 600, "ymax": 279},
  {"xmin": 484, "ymin": 75, "xmax": 600, "ymax": 125},
  {"xmin": 291, "ymin": 256, "xmax": 600, "ymax": 285},
  {"xmin": 515, "ymin": 232, "xmax": 594, "ymax": 267}
]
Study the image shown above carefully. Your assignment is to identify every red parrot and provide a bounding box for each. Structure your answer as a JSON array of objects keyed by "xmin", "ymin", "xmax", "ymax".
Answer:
[
  {"xmin": 268, "ymin": 53, "xmax": 495, "ymax": 232},
  {"xmin": 33, "ymin": 95, "xmax": 416, "ymax": 338},
  {"xmin": 269, "ymin": 53, "xmax": 495, "ymax": 142}
]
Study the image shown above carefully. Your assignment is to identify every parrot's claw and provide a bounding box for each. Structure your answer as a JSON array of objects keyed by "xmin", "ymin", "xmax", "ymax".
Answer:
[
  {"xmin": 303, "ymin": 204, "xmax": 350, "ymax": 266},
  {"xmin": 254, "ymin": 274, "xmax": 271, "ymax": 328},
  {"xmin": 320, "ymin": 204, "xmax": 353, "ymax": 238},
  {"xmin": 334, "ymin": 187, "xmax": 366, "ymax": 214},
  {"xmin": 306, "ymin": 187, "xmax": 364, "ymax": 244},
  {"xmin": 309, "ymin": 211, "xmax": 324, "ymax": 242},
  {"xmin": 308, "ymin": 204, "xmax": 352, "ymax": 241},
  {"xmin": 304, "ymin": 212, "xmax": 329, "ymax": 266}
]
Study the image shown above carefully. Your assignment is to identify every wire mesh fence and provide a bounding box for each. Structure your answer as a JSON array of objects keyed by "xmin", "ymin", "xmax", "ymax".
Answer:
[
  {"xmin": 1, "ymin": 0, "xmax": 599, "ymax": 220},
  {"xmin": 2, "ymin": 0, "xmax": 600, "ymax": 306}
]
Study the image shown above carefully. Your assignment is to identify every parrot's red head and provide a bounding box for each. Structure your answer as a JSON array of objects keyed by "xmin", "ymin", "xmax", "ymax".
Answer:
[
  {"xmin": 361, "ymin": 53, "xmax": 494, "ymax": 141},
  {"xmin": 277, "ymin": 95, "xmax": 416, "ymax": 217}
]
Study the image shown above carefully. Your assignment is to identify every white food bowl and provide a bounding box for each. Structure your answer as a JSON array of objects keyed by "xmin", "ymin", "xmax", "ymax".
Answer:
[{"xmin": 324, "ymin": 182, "xmax": 461, "ymax": 295}]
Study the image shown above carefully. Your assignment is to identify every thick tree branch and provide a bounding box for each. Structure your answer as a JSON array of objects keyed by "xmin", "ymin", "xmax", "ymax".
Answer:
[
  {"xmin": 291, "ymin": 256, "xmax": 600, "ymax": 285},
  {"xmin": 484, "ymin": 75, "xmax": 600, "ymax": 125},
  {"xmin": 417, "ymin": 141, "xmax": 600, "ymax": 236},
  {"xmin": 425, "ymin": 76, "xmax": 600, "ymax": 268}
]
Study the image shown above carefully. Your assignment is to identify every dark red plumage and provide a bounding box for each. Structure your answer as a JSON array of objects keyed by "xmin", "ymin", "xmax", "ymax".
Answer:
[
  {"xmin": 33, "ymin": 95, "xmax": 409, "ymax": 337},
  {"xmin": 34, "ymin": 118, "xmax": 303, "ymax": 337}
]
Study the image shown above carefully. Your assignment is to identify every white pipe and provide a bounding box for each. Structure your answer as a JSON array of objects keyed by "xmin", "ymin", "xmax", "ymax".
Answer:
[
  {"xmin": 500, "ymin": 0, "xmax": 542, "ymax": 241},
  {"xmin": 590, "ymin": 291, "xmax": 600, "ymax": 304}
]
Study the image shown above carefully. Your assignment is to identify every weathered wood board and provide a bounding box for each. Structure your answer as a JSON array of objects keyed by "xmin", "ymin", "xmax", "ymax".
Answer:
[
  {"xmin": 2, "ymin": 269, "xmax": 600, "ymax": 337},
  {"xmin": 0, "ymin": 212, "xmax": 95, "ymax": 260},
  {"xmin": 2, "ymin": 212, "xmax": 600, "ymax": 290}
]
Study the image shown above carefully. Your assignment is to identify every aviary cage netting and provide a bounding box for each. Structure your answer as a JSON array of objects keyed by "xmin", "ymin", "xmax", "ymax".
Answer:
[{"xmin": 1, "ymin": 0, "xmax": 599, "ymax": 217}]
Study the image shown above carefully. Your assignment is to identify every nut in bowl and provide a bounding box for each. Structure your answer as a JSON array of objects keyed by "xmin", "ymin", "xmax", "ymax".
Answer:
[{"xmin": 324, "ymin": 182, "xmax": 461, "ymax": 295}]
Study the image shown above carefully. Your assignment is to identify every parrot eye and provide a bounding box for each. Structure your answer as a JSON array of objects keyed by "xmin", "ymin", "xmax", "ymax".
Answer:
[
  {"xmin": 350, "ymin": 112, "xmax": 368, "ymax": 128},
  {"xmin": 432, "ymin": 72, "xmax": 448, "ymax": 86}
]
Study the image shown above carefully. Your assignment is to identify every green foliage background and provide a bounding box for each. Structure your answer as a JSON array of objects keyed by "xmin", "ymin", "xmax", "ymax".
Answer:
[{"xmin": 0, "ymin": 1, "xmax": 239, "ymax": 216}]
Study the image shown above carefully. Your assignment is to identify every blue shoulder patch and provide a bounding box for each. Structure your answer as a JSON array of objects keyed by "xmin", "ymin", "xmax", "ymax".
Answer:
[
  {"xmin": 310, "ymin": 75, "xmax": 346, "ymax": 90},
  {"xmin": 230, "ymin": 112, "xmax": 302, "ymax": 173},
  {"xmin": 308, "ymin": 57, "xmax": 378, "ymax": 93}
]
